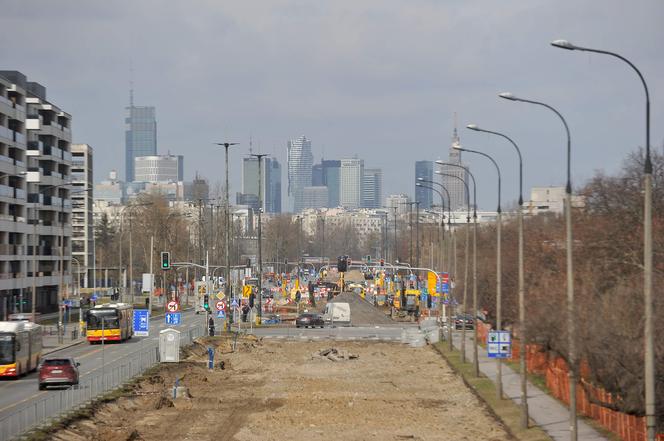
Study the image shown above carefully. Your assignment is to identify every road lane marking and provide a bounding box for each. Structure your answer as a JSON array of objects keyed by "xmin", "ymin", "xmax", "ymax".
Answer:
[{"xmin": 0, "ymin": 390, "xmax": 47, "ymax": 413}]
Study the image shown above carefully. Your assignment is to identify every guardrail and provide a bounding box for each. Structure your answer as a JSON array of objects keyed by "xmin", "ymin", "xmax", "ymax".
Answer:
[{"xmin": 0, "ymin": 324, "xmax": 204, "ymax": 441}]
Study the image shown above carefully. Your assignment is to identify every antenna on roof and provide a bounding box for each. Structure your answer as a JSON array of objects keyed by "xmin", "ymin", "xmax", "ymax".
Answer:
[{"xmin": 129, "ymin": 59, "xmax": 134, "ymax": 107}]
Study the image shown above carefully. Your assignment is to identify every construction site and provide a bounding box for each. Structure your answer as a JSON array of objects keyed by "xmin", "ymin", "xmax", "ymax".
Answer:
[{"xmin": 45, "ymin": 335, "xmax": 511, "ymax": 441}]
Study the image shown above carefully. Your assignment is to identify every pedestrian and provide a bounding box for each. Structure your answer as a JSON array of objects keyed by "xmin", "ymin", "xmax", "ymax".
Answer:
[
  {"xmin": 208, "ymin": 316, "xmax": 215, "ymax": 336},
  {"xmin": 242, "ymin": 304, "xmax": 250, "ymax": 322}
]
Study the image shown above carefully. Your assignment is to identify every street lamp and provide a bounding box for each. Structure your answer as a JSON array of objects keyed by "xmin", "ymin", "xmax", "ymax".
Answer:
[
  {"xmin": 450, "ymin": 146, "xmax": 504, "ymax": 399},
  {"xmin": 498, "ymin": 91, "xmax": 577, "ymax": 438},
  {"xmin": 467, "ymin": 122, "xmax": 528, "ymax": 426},
  {"xmin": 550, "ymin": 40, "xmax": 655, "ymax": 441},
  {"xmin": 435, "ymin": 162, "xmax": 479, "ymax": 375},
  {"xmin": 214, "ymin": 142, "xmax": 239, "ymax": 320},
  {"xmin": 434, "ymin": 169, "xmax": 471, "ymax": 363},
  {"xmin": 250, "ymin": 152, "xmax": 268, "ymax": 322}
]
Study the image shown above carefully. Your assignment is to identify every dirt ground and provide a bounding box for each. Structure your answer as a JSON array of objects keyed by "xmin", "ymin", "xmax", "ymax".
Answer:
[{"xmin": 49, "ymin": 336, "xmax": 511, "ymax": 441}]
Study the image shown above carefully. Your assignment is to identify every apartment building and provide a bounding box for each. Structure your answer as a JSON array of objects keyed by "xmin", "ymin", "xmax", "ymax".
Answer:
[
  {"xmin": 71, "ymin": 144, "xmax": 93, "ymax": 289},
  {"xmin": 0, "ymin": 71, "xmax": 72, "ymax": 319}
]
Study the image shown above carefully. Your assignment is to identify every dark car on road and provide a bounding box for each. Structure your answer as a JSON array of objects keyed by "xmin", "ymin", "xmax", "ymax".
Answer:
[
  {"xmin": 296, "ymin": 313, "xmax": 325, "ymax": 328},
  {"xmin": 38, "ymin": 357, "xmax": 80, "ymax": 390},
  {"xmin": 454, "ymin": 314, "xmax": 475, "ymax": 330}
]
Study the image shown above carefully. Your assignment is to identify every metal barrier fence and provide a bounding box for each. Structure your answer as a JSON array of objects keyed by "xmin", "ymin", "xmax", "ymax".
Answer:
[{"xmin": 0, "ymin": 325, "xmax": 204, "ymax": 441}]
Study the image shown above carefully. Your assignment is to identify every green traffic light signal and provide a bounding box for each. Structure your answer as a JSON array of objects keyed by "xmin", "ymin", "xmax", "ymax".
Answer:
[{"xmin": 161, "ymin": 251, "xmax": 170, "ymax": 270}]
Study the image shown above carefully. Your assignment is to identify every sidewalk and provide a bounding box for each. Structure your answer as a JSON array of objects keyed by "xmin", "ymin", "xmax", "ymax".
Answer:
[{"xmin": 452, "ymin": 332, "xmax": 609, "ymax": 441}]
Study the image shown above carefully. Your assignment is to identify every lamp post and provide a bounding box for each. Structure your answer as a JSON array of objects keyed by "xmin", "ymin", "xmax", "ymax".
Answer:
[
  {"xmin": 250, "ymin": 153, "xmax": 268, "ymax": 322},
  {"xmin": 452, "ymin": 147, "xmax": 503, "ymax": 399},
  {"xmin": 550, "ymin": 40, "xmax": 655, "ymax": 441},
  {"xmin": 468, "ymin": 123, "xmax": 528, "ymax": 426},
  {"xmin": 214, "ymin": 142, "xmax": 239, "ymax": 317},
  {"xmin": 433, "ymin": 169, "xmax": 471, "ymax": 363},
  {"xmin": 499, "ymin": 91, "xmax": 576, "ymax": 439},
  {"xmin": 435, "ymin": 163, "xmax": 479, "ymax": 375}
]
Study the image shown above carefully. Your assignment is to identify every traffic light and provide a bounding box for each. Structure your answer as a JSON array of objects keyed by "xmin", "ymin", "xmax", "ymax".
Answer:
[
  {"xmin": 203, "ymin": 294, "xmax": 210, "ymax": 312},
  {"xmin": 337, "ymin": 256, "xmax": 347, "ymax": 272},
  {"xmin": 161, "ymin": 252, "xmax": 171, "ymax": 270},
  {"xmin": 366, "ymin": 255, "xmax": 371, "ymax": 263}
]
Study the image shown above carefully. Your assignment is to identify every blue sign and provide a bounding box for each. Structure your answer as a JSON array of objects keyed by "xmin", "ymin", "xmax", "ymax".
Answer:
[
  {"xmin": 216, "ymin": 310, "xmax": 226, "ymax": 319},
  {"xmin": 165, "ymin": 312, "xmax": 181, "ymax": 325},
  {"xmin": 420, "ymin": 293, "xmax": 428, "ymax": 306},
  {"xmin": 230, "ymin": 299, "xmax": 239, "ymax": 308},
  {"xmin": 441, "ymin": 283, "xmax": 449, "ymax": 293},
  {"xmin": 90, "ymin": 294, "xmax": 98, "ymax": 301},
  {"xmin": 487, "ymin": 331, "xmax": 512, "ymax": 359},
  {"xmin": 133, "ymin": 309, "xmax": 150, "ymax": 336}
]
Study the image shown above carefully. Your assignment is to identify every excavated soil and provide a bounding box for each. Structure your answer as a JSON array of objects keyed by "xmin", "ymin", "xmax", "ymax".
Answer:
[{"xmin": 48, "ymin": 336, "xmax": 511, "ymax": 441}]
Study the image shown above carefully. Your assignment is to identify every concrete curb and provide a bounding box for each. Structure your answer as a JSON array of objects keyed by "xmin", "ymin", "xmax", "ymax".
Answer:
[{"xmin": 43, "ymin": 338, "xmax": 86, "ymax": 355}]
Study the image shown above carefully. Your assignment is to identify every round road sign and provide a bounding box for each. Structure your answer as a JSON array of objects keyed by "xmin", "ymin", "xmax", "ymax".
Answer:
[
  {"xmin": 167, "ymin": 301, "xmax": 180, "ymax": 312},
  {"xmin": 215, "ymin": 300, "xmax": 226, "ymax": 311}
]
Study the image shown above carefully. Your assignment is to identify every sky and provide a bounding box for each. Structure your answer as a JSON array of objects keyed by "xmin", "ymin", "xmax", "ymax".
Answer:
[{"xmin": 1, "ymin": 0, "xmax": 663, "ymax": 210}]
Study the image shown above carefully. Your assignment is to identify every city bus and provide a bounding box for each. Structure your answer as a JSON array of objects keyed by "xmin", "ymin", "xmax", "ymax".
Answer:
[
  {"xmin": 85, "ymin": 303, "xmax": 134, "ymax": 343},
  {"xmin": 0, "ymin": 321, "xmax": 42, "ymax": 377}
]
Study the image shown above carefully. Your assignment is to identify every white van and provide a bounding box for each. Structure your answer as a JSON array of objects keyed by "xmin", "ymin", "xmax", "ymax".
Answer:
[{"xmin": 323, "ymin": 302, "xmax": 351, "ymax": 326}]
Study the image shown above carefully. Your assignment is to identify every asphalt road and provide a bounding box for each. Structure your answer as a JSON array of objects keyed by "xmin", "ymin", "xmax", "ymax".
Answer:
[{"xmin": 0, "ymin": 308, "xmax": 202, "ymax": 420}]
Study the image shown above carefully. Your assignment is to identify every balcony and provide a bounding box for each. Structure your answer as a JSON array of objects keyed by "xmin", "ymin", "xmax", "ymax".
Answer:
[
  {"xmin": 0, "ymin": 184, "xmax": 14, "ymax": 198},
  {"xmin": 0, "ymin": 126, "xmax": 12, "ymax": 142},
  {"xmin": 62, "ymin": 150, "xmax": 72, "ymax": 162}
]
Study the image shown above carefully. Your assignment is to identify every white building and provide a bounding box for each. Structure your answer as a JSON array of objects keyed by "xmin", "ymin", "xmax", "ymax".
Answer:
[
  {"xmin": 71, "ymin": 144, "xmax": 93, "ymax": 288},
  {"xmin": 287, "ymin": 135, "xmax": 313, "ymax": 213},
  {"xmin": 524, "ymin": 186, "xmax": 585, "ymax": 215},
  {"xmin": 340, "ymin": 158, "xmax": 364, "ymax": 209},
  {"xmin": 385, "ymin": 194, "xmax": 410, "ymax": 214},
  {"xmin": 134, "ymin": 154, "xmax": 183, "ymax": 183}
]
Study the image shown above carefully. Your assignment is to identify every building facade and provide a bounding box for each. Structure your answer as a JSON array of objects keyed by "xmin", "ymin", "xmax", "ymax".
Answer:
[
  {"xmin": 0, "ymin": 71, "xmax": 72, "ymax": 318},
  {"xmin": 302, "ymin": 186, "xmax": 328, "ymax": 210},
  {"xmin": 265, "ymin": 157, "xmax": 281, "ymax": 213},
  {"xmin": 385, "ymin": 194, "xmax": 410, "ymax": 214},
  {"xmin": 124, "ymin": 105, "xmax": 156, "ymax": 182},
  {"xmin": 415, "ymin": 160, "xmax": 433, "ymax": 209},
  {"xmin": 287, "ymin": 135, "xmax": 313, "ymax": 213},
  {"xmin": 440, "ymin": 127, "xmax": 469, "ymax": 211},
  {"xmin": 362, "ymin": 168, "xmax": 382, "ymax": 209},
  {"xmin": 340, "ymin": 158, "xmax": 364, "ymax": 209},
  {"xmin": 71, "ymin": 144, "xmax": 93, "ymax": 289},
  {"xmin": 134, "ymin": 154, "xmax": 182, "ymax": 183}
]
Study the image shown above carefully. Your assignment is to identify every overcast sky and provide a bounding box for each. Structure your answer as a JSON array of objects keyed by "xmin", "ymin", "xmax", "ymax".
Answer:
[{"xmin": 2, "ymin": 1, "xmax": 662, "ymax": 210}]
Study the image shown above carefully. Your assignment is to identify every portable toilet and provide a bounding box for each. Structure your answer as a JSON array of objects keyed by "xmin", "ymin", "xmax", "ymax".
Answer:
[{"xmin": 159, "ymin": 328, "xmax": 181, "ymax": 362}]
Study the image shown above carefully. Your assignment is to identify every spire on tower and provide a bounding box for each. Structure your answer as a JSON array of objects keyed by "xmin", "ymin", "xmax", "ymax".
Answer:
[
  {"xmin": 452, "ymin": 112, "xmax": 459, "ymax": 143},
  {"xmin": 129, "ymin": 59, "xmax": 134, "ymax": 107}
]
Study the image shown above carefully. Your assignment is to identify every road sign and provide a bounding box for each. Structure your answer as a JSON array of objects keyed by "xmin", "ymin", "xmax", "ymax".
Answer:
[
  {"xmin": 216, "ymin": 310, "xmax": 226, "ymax": 319},
  {"xmin": 165, "ymin": 312, "xmax": 181, "ymax": 325},
  {"xmin": 216, "ymin": 300, "xmax": 226, "ymax": 311},
  {"xmin": 442, "ymin": 283, "xmax": 449, "ymax": 294},
  {"xmin": 133, "ymin": 309, "xmax": 150, "ymax": 336},
  {"xmin": 216, "ymin": 291, "xmax": 225, "ymax": 300},
  {"xmin": 242, "ymin": 285, "xmax": 252, "ymax": 298},
  {"xmin": 231, "ymin": 298, "xmax": 239, "ymax": 308},
  {"xmin": 487, "ymin": 330, "xmax": 512, "ymax": 359},
  {"xmin": 166, "ymin": 301, "xmax": 180, "ymax": 312}
]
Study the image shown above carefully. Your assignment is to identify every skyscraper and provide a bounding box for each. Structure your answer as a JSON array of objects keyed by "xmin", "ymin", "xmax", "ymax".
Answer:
[
  {"xmin": 340, "ymin": 158, "xmax": 364, "ymax": 209},
  {"xmin": 415, "ymin": 161, "xmax": 433, "ymax": 209},
  {"xmin": 362, "ymin": 168, "xmax": 383, "ymax": 209},
  {"xmin": 125, "ymin": 104, "xmax": 156, "ymax": 182},
  {"xmin": 287, "ymin": 135, "xmax": 313, "ymax": 212},
  {"xmin": 440, "ymin": 124, "xmax": 469, "ymax": 211},
  {"xmin": 322, "ymin": 160, "xmax": 341, "ymax": 207},
  {"xmin": 242, "ymin": 156, "xmax": 282, "ymax": 213}
]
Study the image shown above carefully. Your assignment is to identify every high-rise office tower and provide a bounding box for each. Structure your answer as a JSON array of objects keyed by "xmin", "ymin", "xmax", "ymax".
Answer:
[
  {"xmin": 340, "ymin": 158, "xmax": 364, "ymax": 209},
  {"xmin": 415, "ymin": 161, "xmax": 433, "ymax": 209},
  {"xmin": 287, "ymin": 135, "xmax": 313, "ymax": 213},
  {"xmin": 440, "ymin": 124, "xmax": 469, "ymax": 211},
  {"xmin": 125, "ymin": 99, "xmax": 156, "ymax": 182},
  {"xmin": 362, "ymin": 168, "xmax": 382, "ymax": 209},
  {"xmin": 322, "ymin": 160, "xmax": 341, "ymax": 207},
  {"xmin": 241, "ymin": 156, "xmax": 282, "ymax": 213},
  {"xmin": 134, "ymin": 154, "xmax": 182, "ymax": 183}
]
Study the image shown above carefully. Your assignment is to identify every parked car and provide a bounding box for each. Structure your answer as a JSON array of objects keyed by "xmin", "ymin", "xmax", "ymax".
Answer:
[
  {"xmin": 296, "ymin": 313, "xmax": 325, "ymax": 328},
  {"xmin": 38, "ymin": 357, "xmax": 80, "ymax": 390},
  {"xmin": 454, "ymin": 314, "xmax": 475, "ymax": 330}
]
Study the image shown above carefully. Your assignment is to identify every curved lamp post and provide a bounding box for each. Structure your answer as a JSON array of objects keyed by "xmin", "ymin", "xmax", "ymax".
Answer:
[
  {"xmin": 416, "ymin": 178, "xmax": 451, "ymax": 268},
  {"xmin": 467, "ymin": 123, "xmax": 528, "ymax": 426},
  {"xmin": 551, "ymin": 39, "xmax": 655, "ymax": 441},
  {"xmin": 499, "ymin": 91, "xmax": 577, "ymax": 438},
  {"xmin": 436, "ymin": 162, "xmax": 480, "ymax": 377},
  {"xmin": 450, "ymin": 147, "xmax": 504, "ymax": 399}
]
